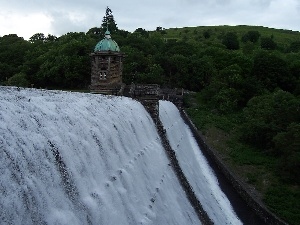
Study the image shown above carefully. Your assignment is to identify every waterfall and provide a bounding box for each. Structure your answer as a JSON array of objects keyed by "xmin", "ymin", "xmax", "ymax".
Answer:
[
  {"xmin": 0, "ymin": 86, "xmax": 242, "ymax": 225},
  {"xmin": 159, "ymin": 100, "xmax": 242, "ymax": 225},
  {"xmin": 0, "ymin": 87, "xmax": 200, "ymax": 225}
]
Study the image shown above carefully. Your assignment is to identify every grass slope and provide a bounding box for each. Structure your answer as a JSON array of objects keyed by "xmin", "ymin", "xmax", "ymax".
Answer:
[{"xmin": 161, "ymin": 25, "xmax": 300, "ymax": 43}]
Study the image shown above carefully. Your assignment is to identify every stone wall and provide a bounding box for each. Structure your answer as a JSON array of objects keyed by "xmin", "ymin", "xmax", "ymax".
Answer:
[
  {"xmin": 155, "ymin": 118, "xmax": 213, "ymax": 225},
  {"xmin": 179, "ymin": 109, "xmax": 288, "ymax": 225},
  {"xmin": 130, "ymin": 86, "xmax": 287, "ymax": 224},
  {"xmin": 90, "ymin": 51, "xmax": 124, "ymax": 94},
  {"xmin": 138, "ymin": 97, "xmax": 212, "ymax": 224}
]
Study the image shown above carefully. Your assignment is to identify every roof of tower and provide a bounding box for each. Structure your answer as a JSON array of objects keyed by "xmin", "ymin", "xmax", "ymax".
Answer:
[{"xmin": 94, "ymin": 30, "xmax": 120, "ymax": 52}]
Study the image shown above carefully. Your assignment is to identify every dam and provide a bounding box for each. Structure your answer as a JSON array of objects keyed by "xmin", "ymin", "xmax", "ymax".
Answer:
[{"xmin": 0, "ymin": 86, "xmax": 276, "ymax": 224}]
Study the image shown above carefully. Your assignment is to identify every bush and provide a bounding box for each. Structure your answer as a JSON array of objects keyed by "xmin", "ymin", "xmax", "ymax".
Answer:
[
  {"xmin": 252, "ymin": 51, "xmax": 292, "ymax": 92},
  {"xmin": 261, "ymin": 37, "xmax": 277, "ymax": 50},
  {"xmin": 240, "ymin": 90, "xmax": 300, "ymax": 151},
  {"xmin": 273, "ymin": 123, "xmax": 300, "ymax": 183},
  {"xmin": 265, "ymin": 185, "xmax": 300, "ymax": 225},
  {"xmin": 242, "ymin": 30, "xmax": 260, "ymax": 43},
  {"xmin": 7, "ymin": 72, "xmax": 29, "ymax": 87},
  {"xmin": 222, "ymin": 32, "xmax": 240, "ymax": 50}
]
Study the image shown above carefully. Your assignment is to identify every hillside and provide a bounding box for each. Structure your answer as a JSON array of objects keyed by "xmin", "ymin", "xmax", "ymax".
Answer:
[{"xmin": 162, "ymin": 25, "xmax": 300, "ymax": 45}]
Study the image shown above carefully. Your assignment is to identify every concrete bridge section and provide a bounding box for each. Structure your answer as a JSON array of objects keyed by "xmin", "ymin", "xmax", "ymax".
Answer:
[{"xmin": 126, "ymin": 84, "xmax": 183, "ymax": 124}]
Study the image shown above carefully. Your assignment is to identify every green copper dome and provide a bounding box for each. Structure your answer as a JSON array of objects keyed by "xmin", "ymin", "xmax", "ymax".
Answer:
[{"xmin": 94, "ymin": 31, "xmax": 120, "ymax": 52}]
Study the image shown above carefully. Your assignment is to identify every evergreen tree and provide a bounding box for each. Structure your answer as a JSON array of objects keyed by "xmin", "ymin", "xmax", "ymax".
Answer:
[{"xmin": 101, "ymin": 7, "xmax": 118, "ymax": 33}]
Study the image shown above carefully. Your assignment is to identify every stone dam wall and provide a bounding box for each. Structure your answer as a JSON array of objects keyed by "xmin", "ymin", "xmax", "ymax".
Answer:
[
  {"xmin": 179, "ymin": 109, "xmax": 288, "ymax": 225},
  {"xmin": 155, "ymin": 118, "xmax": 213, "ymax": 225},
  {"xmin": 133, "ymin": 85, "xmax": 288, "ymax": 224}
]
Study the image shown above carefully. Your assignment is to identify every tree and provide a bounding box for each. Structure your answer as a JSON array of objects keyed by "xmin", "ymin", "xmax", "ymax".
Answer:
[
  {"xmin": 261, "ymin": 37, "xmax": 277, "ymax": 50},
  {"xmin": 29, "ymin": 33, "xmax": 46, "ymax": 43},
  {"xmin": 136, "ymin": 64, "xmax": 163, "ymax": 84},
  {"xmin": 29, "ymin": 33, "xmax": 57, "ymax": 43},
  {"xmin": 0, "ymin": 34, "xmax": 30, "ymax": 80},
  {"xmin": 87, "ymin": 27, "xmax": 102, "ymax": 40},
  {"xmin": 202, "ymin": 64, "xmax": 244, "ymax": 113},
  {"xmin": 125, "ymin": 34, "xmax": 155, "ymax": 55},
  {"xmin": 163, "ymin": 41, "xmax": 195, "ymax": 57},
  {"xmin": 288, "ymin": 60, "xmax": 300, "ymax": 94},
  {"xmin": 222, "ymin": 32, "xmax": 240, "ymax": 50},
  {"xmin": 241, "ymin": 31, "xmax": 260, "ymax": 43},
  {"xmin": 134, "ymin": 28, "xmax": 149, "ymax": 38},
  {"xmin": 187, "ymin": 55, "xmax": 215, "ymax": 91},
  {"xmin": 122, "ymin": 46, "xmax": 148, "ymax": 84},
  {"xmin": 156, "ymin": 26, "xmax": 163, "ymax": 31},
  {"xmin": 45, "ymin": 34, "xmax": 57, "ymax": 42},
  {"xmin": 87, "ymin": 27, "xmax": 102, "ymax": 36},
  {"xmin": 0, "ymin": 63, "xmax": 16, "ymax": 83},
  {"xmin": 242, "ymin": 41, "xmax": 256, "ymax": 55},
  {"xmin": 7, "ymin": 72, "xmax": 29, "ymax": 87},
  {"xmin": 240, "ymin": 90, "xmax": 300, "ymax": 151},
  {"xmin": 289, "ymin": 41, "xmax": 300, "ymax": 53},
  {"xmin": 203, "ymin": 30, "xmax": 211, "ymax": 39},
  {"xmin": 21, "ymin": 43, "xmax": 48, "ymax": 85},
  {"xmin": 273, "ymin": 122, "xmax": 300, "ymax": 183},
  {"xmin": 252, "ymin": 51, "xmax": 291, "ymax": 91},
  {"xmin": 160, "ymin": 54, "xmax": 189, "ymax": 88},
  {"xmin": 101, "ymin": 7, "xmax": 118, "ymax": 33},
  {"xmin": 35, "ymin": 32, "xmax": 93, "ymax": 88}
]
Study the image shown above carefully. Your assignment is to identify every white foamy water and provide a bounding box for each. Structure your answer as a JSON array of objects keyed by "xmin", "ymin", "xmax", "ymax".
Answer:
[
  {"xmin": 0, "ymin": 87, "xmax": 242, "ymax": 225},
  {"xmin": 159, "ymin": 100, "xmax": 242, "ymax": 225},
  {"xmin": 0, "ymin": 87, "xmax": 200, "ymax": 225}
]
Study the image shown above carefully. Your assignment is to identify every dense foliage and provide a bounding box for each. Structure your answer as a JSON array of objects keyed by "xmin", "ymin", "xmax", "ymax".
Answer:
[
  {"xmin": 1, "ymin": 24, "xmax": 300, "ymax": 93},
  {"xmin": 1, "ymin": 9, "xmax": 300, "ymax": 224}
]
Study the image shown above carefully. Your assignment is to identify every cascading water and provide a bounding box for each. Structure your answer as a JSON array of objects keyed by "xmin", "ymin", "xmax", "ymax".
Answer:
[
  {"xmin": 0, "ymin": 87, "xmax": 245, "ymax": 225},
  {"xmin": 0, "ymin": 87, "xmax": 200, "ymax": 225},
  {"xmin": 159, "ymin": 100, "xmax": 242, "ymax": 225}
]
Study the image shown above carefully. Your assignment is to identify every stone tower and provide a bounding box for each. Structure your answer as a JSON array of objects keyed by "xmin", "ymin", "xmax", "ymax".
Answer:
[{"xmin": 90, "ymin": 30, "xmax": 124, "ymax": 94}]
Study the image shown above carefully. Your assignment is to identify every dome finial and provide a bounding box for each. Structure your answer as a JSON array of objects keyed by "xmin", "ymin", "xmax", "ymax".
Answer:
[
  {"xmin": 106, "ymin": 20, "xmax": 109, "ymax": 32},
  {"xmin": 104, "ymin": 17, "xmax": 111, "ymax": 39}
]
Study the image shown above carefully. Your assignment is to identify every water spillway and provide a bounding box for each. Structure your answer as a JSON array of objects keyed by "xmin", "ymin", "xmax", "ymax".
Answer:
[
  {"xmin": 159, "ymin": 101, "xmax": 242, "ymax": 225},
  {"xmin": 0, "ymin": 87, "xmax": 200, "ymax": 225},
  {"xmin": 1, "ymin": 87, "xmax": 243, "ymax": 225}
]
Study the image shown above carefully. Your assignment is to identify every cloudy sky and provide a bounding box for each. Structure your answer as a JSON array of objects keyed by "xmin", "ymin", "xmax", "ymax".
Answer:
[{"xmin": 1, "ymin": 0, "xmax": 299, "ymax": 40}]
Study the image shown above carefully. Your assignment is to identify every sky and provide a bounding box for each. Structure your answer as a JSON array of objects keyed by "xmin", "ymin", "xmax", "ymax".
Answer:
[{"xmin": 0, "ymin": 0, "xmax": 300, "ymax": 40}]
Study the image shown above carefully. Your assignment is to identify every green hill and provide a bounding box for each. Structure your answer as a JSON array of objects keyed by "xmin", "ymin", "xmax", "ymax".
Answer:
[{"xmin": 161, "ymin": 25, "xmax": 300, "ymax": 46}]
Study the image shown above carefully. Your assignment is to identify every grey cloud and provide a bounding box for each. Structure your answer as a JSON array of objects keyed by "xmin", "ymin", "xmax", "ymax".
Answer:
[
  {"xmin": 48, "ymin": 10, "xmax": 96, "ymax": 35},
  {"xmin": 0, "ymin": 0, "xmax": 299, "ymax": 39}
]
